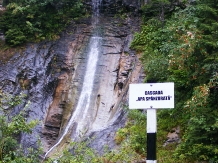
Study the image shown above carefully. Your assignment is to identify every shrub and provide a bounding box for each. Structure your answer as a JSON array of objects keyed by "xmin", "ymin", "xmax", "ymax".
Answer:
[{"xmin": 5, "ymin": 29, "xmax": 26, "ymax": 46}]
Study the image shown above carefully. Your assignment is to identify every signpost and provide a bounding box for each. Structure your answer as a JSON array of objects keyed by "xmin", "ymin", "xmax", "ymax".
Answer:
[{"xmin": 129, "ymin": 83, "xmax": 174, "ymax": 163}]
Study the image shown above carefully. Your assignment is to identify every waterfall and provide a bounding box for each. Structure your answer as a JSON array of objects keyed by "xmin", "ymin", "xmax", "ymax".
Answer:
[
  {"xmin": 92, "ymin": 0, "xmax": 101, "ymax": 15},
  {"xmin": 44, "ymin": 0, "xmax": 102, "ymax": 158}
]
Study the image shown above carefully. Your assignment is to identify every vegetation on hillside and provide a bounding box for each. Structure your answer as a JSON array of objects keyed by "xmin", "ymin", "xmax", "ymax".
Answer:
[
  {"xmin": 0, "ymin": 0, "xmax": 86, "ymax": 46},
  {"xmin": 130, "ymin": 0, "xmax": 218, "ymax": 162},
  {"xmin": 0, "ymin": 91, "xmax": 39, "ymax": 162}
]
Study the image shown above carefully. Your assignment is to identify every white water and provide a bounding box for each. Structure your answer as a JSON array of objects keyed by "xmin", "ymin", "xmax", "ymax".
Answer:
[{"xmin": 44, "ymin": 0, "xmax": 102, "ymax": 158}]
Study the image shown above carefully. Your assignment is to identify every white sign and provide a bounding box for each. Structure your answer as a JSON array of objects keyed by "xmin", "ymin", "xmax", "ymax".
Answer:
[{"xmin": 129, "ymin": 83, "xmax": 174, "ymax": 109}]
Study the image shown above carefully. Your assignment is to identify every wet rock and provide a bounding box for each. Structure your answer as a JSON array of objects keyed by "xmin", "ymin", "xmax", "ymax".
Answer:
[
  {"xmin": 88, "ymin": 109, "xmax": 127, "ymax": 155},
  {"xmin": 85, "ymin": 15, "xmax": 143, "ymax": 156},
  {"xmin": 0, "ymin": 18, "xmax": 93, "ymax": 152},
  {"xmin": 121, "ymin": 70, "xmax": 128, "ymax": 76},
  {"xmin": 42, "ymin": 126, "xmax": 60, "ymax": 146},
  {"xmin": 101, "ymin": 0, "xmax": 142, "ymax": 15}
]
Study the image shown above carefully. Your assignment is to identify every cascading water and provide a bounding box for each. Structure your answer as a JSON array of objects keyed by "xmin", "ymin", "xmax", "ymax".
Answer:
[{"xmin": 44, "ymin": 0, "xmax": 102, "ymax": 158}]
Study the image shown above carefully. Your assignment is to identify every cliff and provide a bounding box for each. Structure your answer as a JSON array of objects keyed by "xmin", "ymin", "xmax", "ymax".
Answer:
[{"xmin": 0, "ymin": 0, "xmax": 144, "ymax": 157}]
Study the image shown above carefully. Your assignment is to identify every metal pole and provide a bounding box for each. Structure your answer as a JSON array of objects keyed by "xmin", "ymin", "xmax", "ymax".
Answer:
[{"xmin": 146, "ymin": 109, "xmax": 157, "ymax": 163}]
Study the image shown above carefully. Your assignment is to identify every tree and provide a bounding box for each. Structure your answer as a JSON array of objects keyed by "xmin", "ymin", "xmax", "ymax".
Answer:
[
  {"xmin": 0, "ymin": 0, "xmax": 86, "ymax": 46},
  {"xmin": 141, "ymin": 0, "xmax": 185, "ymax": 25}
]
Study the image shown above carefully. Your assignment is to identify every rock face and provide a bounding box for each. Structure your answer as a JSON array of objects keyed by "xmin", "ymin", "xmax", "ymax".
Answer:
[
  {"xmin": 163, "ymin": 126, "xmax": 181, "ymax": 147},
  {"xmin": 0, "ymin": 1, "xmax": 144, "ymax": 156},
  {"xmin": 0, "ymin": 20, "xmax": 93, "ymax": 152},
  {"xmin": 41, "ymin": 22, "xmax": 93, "ymax": 151},
  {"xmin": 86, "ymin": 0, "xmax": 145, "ymax": 15}
]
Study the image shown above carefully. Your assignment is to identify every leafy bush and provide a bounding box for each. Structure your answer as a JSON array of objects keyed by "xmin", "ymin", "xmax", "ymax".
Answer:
[
  {"xmin": 0, "ymin": 91, "xmax": 39, "ymax": 162},
  {"xmin": 0, "ymin": 0, "xmax": 86, "ymax": 46},
  {"xmin": 5, "ymin": 29, "xmax": 26, "ymax": 46},
  {"xmin": 43, "ymin": 135, "xmax": 143, "ymax": 163}
]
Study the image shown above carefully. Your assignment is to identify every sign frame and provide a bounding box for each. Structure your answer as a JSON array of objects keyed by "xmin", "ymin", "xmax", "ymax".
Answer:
[{"xmin": 129, "ymin": 82, "xmax": 174, "ymax": 109}]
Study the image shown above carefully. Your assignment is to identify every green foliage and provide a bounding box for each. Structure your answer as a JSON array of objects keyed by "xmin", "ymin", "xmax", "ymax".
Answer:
[
  {"xmin": 45, "ymin": 137, "xmax": 143, "ymax": 163},
  {"xmin": 52, "ymin": 141, "xmax": 100, "ymax": 163},
  {"xmin": 102, "ymin": 142, "xmax": 142, "ymax": 163},
  {"xmin": 0, "ymin": 91, "xmax": 39, "ymax": 162},
  {"xmin": 0, "ymin": 0, "xmax": 86, "ymax": 46},
  {"xmin": 144, "ymin": 54, "xmax": 169, "ymax": 82},
  {"xmin": 115, "ymin": 128, "xmax": 129, "ymax": 144},
  {"xmin": 114, "ymin": 109, "xmax": 183, "ymax": 162},
  {"xmin": 127, "ymin": 110, "xmax": 147, "ymax": 154},
  {"xmin": 114, "ymin": 110, "xmax": 147, "ymax": 156},
  {"xmin": 131, "ymin": 0, "xmax": 218, "ymax": 162},
  {"xmin": 5, "ymin": 29, "xmax": 26, "ymax": 46},
  {"xmin": 174, "ymin": 84, "xmax": 218, "ymax": 162},
  {"xmin": 141, "ymin": 0, "xmax": 186, "ymax": 24}
]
